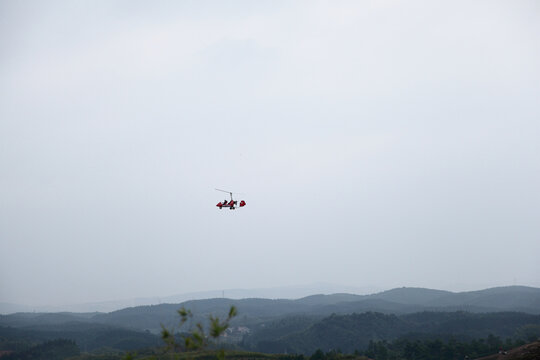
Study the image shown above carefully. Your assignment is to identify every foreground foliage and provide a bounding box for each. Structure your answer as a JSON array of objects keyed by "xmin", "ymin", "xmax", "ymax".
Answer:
[{"xmin": 159, "ymin": 305, "xmax": 237, "ymax": 359}]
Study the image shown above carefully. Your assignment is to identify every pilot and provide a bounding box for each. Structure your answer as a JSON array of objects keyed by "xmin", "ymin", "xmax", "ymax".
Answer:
[{"xmin": 223, "ymin": 200, "xmax": 228, "ymax": 205}]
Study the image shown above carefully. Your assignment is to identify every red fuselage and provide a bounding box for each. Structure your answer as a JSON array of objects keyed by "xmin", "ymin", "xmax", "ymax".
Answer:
[{"xmin": 216, "ymin": 200, "xmax": 246, "ymax": 210}]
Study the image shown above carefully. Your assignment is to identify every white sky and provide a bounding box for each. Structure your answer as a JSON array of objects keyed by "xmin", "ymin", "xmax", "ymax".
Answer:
[{"xmin": 1, "ymin": 0, "xmax": 539, "ymax": 307}]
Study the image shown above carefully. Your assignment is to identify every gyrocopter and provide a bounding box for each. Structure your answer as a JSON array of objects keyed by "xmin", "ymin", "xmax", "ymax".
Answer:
[{"xmin": 215, "ymin": 189, "xmax": 246, "ymax": 210}]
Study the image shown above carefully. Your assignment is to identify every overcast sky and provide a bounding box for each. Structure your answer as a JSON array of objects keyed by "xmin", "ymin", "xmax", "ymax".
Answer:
[{"xmin": 1, "ymin": 0, "xmax": 539, "ymax": 308}]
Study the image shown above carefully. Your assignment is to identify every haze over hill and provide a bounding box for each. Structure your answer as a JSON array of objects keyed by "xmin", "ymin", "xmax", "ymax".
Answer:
[
  {"xmin": 3, "ymin": 283, "xmax": 538, "ymax": 315},
  {"xmin": 0, "ymin": 283, "xmax": 381, "ymax": 314},
  {"xmin": 2, "ymin": 285, "xmax": 539, "ymax": 327}
]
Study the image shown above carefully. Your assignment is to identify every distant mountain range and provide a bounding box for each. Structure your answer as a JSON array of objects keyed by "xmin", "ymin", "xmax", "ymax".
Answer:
[
  {"xmin": 1, "ymin": 285, "xmax": 540, "ymax": 354},
  {"xmin": 2, "ymin": 286, "xmax": 539, "ymax": 331},
  {"xmin": 4, "ymin": 284, "xmax": 538, "ymax": 315},
  {"xmin": 0, "ymin": 283, "xmax": 381, "ymax": 314}
]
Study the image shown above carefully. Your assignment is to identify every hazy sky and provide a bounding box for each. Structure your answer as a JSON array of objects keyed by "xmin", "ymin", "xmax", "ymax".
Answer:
[{"xmin": 1, "ymin": 0, "xmax": 539, "ymax": 308}]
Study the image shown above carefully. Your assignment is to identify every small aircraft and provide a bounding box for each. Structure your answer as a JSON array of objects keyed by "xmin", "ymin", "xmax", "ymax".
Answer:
[{"xmin": 216, "ymin": 189, "xmax": 246, "ymax": 210}]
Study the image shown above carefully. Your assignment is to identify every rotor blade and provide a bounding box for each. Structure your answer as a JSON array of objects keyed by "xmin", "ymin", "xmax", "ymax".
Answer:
[{"xmin": 215, "ymin": 189, "xmax": 231, "ymax": 194}]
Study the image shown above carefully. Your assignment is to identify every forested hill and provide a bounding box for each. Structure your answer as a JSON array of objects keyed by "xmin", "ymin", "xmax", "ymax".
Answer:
[
  {"xmin": 250, "ymin": 312, "xmax": 540, "ymax": 355},
  {"xmin": 0, "ymin": 322, "xmax": 161, "ymax": 352}
]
